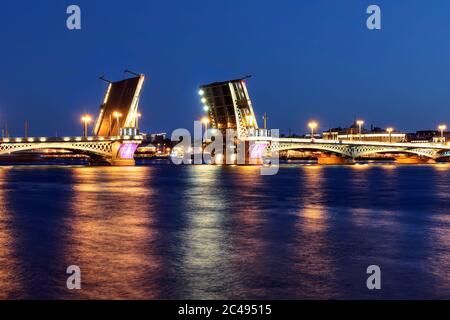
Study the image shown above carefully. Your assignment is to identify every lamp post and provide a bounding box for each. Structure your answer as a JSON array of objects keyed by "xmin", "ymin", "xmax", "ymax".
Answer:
[
  {"xmin": 113, "ymin": 111, "xmax": 122, "ymax": 134},
  {"xmin": 308, "ymin": 121, "xmax": 318, "ymax": 141},
  {"xmin": 386, "ymin": 127, "xmax": 394, "ymax": 143},
  {"xmin": 263, "ymin": 112, "xmax": 269, "ymax": 130},
  {"xmin": 202, "ymin": 117, "xmax": 210, "ymax": 141},
  {"xmin": 356, "ymin": 120, "xmax": 364, "ymax": 141},
  {"xmin": 438, "ymin": 124, "xmax": 447, "ymax": 144},
  {"xmin": 81, "ymin": 115, "xmax": 92, "ymax": 137},
  {"xmin": 135, "ymin": 112, "xmax": 142, "ymax": 130}
]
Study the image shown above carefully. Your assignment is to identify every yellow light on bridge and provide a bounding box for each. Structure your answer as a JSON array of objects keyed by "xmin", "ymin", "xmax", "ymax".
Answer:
[
  {"xmin": 15, "ymin": 138, "xmax": 22, "ymax": 142},
  {"xmin": 201, "ymin": 117, "xmax": 210, "ymax": 140},
  {"xmin": 308, "ymin": 121, "xmax": 318, "ymax": 130},
  {"xmin": 438, "ymin": 124, "xmax": 447, "ymax": 144},
  {"xmin": 63, "ymin": 137, "xmax": 71, "ymax": 142},
  {"xmin": 134, "ymin": 112, "xmax": 142, "ymax": 129},
  {"xmin": 113, "ymin": 111, "xmax": 122, "ymax": 131},
  {"xmin": 356, "ymin": 120, "xmax": 364, "ymax": 138},
  {"xmin": 308, "ymin": 121, "xmax": 318, "ymax": 139},
  {"xmin": 40, "ymin": 137, "xmax": 47, "ymax": 142},
  {"xmin": 81, "ymin": 114, "xmax": 93, "ymax": 137},
  {"xmin": 81, "ymin": 115, "xmax": 92, "ymax": 123},
  {"xmin": 27, "ymin": 138, "xmax": 34, "ymax": 142},
  {"xmin": 198, "ymin": 89, "xmax": 205, "ymax": 96},
  {"xmin": 386, "ymin": 127, "xmax": 394, "ymax": 143},
  {"xmin": 201, "ymin": 117, "xmax": 210, "ymax": 125}
]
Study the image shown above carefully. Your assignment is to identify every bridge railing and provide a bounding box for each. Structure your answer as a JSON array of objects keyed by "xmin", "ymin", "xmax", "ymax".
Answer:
[
  {"xmin": 248, "ymin": 128, "xmax": 272, "ymax": 138},
  {"xmin": 0, "ymin": 135, "xmax": 143, "ymax": 143}
]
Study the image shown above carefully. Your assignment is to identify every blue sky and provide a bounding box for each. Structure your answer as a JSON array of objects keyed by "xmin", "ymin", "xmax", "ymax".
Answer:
[{"xmin": 0, "ymin": 0, "xmax": 450, "ymax": 136}]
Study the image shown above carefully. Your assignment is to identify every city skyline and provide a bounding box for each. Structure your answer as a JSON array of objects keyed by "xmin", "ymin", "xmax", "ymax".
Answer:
[{"xmin": 1, "ymin": 1, "xmax": 450, "ymax": 136}]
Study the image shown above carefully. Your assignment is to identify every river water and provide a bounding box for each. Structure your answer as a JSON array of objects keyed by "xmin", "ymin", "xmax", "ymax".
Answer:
[{"xmin": 0, "ymin": 161, "xmax": 449, "ymax": 299}]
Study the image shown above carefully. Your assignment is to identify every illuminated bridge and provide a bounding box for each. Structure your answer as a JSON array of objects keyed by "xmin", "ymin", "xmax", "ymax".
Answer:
[
  {"xmin": 199, "ymin": 77, "xmax": 450, "ymax": 164},
  {"xmin": 0, "ymin": 73, "xmax": 145, "ymax": 166}
]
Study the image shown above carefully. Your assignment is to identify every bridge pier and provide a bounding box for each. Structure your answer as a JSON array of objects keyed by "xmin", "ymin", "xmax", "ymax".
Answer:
[
  {"xmin": 317, "ymin": 154, "xmax": 354, "ymax": 165},
  {"xmin": 395, "ymin": 155, "xmax": 436, "ymax": 164},
  {"xmin": 108, "ymin": 140, "xmax": 139, "ymax": 166}
]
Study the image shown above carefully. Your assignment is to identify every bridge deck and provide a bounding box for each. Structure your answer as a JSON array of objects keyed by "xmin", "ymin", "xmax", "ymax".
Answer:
[
  {"xmin": 0, "ymin": 135, "xmax": 143, "ymax": 144},
  {"xmin": 246, "ymin": 136, "xmax": 450, "ymax": 150}
]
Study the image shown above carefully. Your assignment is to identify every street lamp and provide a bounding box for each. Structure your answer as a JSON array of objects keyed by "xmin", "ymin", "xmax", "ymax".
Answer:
[
  {"xmin": 202, "ymin": 117, "xmax": 210, "ymax": 141},
  {"xmin": 81, "ymin": 114, "xmax": 92, "ymax": 137},
  {"xmin": 438, "ymin": 124, "xmax": 447, "ymax": 144},
  {"xmin": 356, "ymin": 120, "xmax": 364, "ymax": 140},
  {"xmin": 308, "ymin": 121, "xmax": 318, "ymax": 140},
  {"xmin": 135, "ymin": 112, "xmax": 142, "ymax": 130},
  {"xmin": 386, "ymin": 127, "xmax": 394, "ymax": 143},
  {"xmin": 113, "ymin": 111, "xmax": 122, "ymax": 134}
]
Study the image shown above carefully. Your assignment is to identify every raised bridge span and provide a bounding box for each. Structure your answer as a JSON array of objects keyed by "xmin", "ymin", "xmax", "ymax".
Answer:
[
  {"xmin": 199, "ymin": 77, "xmax": 450, "ymax": 164},
  {"xmin": 0, "ymin": 73, "xmax": 145, "ymax": 166}
]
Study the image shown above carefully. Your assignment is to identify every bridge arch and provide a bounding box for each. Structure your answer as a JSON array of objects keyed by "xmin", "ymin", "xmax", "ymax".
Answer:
[
  {"xmin": 354, "ymin": 147, "xmax": 439, "ymax": 159},
  {"xmin": 0, "ymin": 142, "xmax": 113, "ymax": 158},
  {"xmin": 270, "ymin": 143, "xmax": 353, "ymax": 158}
]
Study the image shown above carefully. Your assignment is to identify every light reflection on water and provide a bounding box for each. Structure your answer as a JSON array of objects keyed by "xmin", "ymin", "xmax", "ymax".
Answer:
[
  {"xmin": 0, "ymin": 168, "xmax": 23, "ymax": 299},
  {"xmin": 65, "ymin": 167, "xmax": 162, "ymax": 299},
  {"xmin": 0, "ymin": 163, "xmax": 449, "ymax": 299}
]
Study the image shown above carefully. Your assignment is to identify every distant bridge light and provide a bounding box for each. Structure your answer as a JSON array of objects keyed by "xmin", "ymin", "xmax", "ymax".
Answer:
[
  {"xmin": 203, "ymin": 105, "xmax": 209, "ymax": 112},
  {"xmin": 81, "ymin": 114, "xmax": 93, "ymax": 137},
  {"xmin": 308, "ymin": 121, "xmax": 318, "ymax": 140},
  {"xmin": 135, "ymin": 112, "xmax": 142, "ymax": 130},
  {"xmin": 386, "ymin": 127, "xmax": 394, "ymax": 143},
  {"xmin": 40, "ymin": 138, "xmax": 47, "ymax": 142},
  {"xmin": 198, "ymin": 89, "xmax": 205, "ymax": 96},
  {"xmin": 439, "ymin": 124, "xmax": 447, "ymax": 144},
  {"xmin": 113, "ymin": 111, "xmax": 122, "ymax": 131},
  {"xmin": 201, "ymin": 117, "xmax": 210, "ymax": 140},
  {"xmin": 357, "ymin": 120, "xmax": 365, "ymax": 140}
]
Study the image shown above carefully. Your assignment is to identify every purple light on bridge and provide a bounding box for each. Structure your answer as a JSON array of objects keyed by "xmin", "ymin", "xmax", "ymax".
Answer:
[
  {"xmin": 249, "ymin": 143, "xmax": 268, "ymax": 159},
  {"xmin": 118, "ymin": 143, "xmax": 139, "ymax": 159}
]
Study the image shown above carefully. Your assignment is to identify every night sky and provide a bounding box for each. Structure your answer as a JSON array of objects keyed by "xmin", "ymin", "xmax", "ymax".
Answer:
[{"xmin": 1, "ymin": 0, "xmax": 450, "ymax": 136}]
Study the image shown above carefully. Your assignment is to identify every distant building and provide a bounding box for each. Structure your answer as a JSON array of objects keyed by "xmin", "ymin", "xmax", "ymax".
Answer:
[
  {"xmin": 136, "ymin": 132, "xmax": 172, "ymax": 157},
  {"xmin": 323, "ymin": 122, "xmax": 406, "ymax": 143},
  {"xmin": 407, "ymin": 130, "xmax": 450, "ymax": 143}
]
